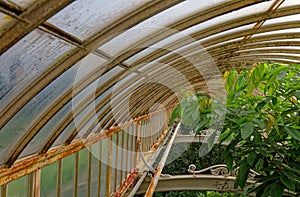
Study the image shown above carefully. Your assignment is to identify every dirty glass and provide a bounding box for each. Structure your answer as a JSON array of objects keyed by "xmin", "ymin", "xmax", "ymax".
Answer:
[
  {"xmin": 61, "ymin": 154, "xmax": 75, "ymax": 197},
  {"xmin": 7, "ymin": 175, "xmax": 29, "ymax": 197},
  {"xmin": 47, "ymin": 0, "xmax": 149, "ymax": 41},
  {"xmin": 40, "ymin": 162, "xmax": 58, "ymax": 197},
  {"xmin": 0, "ymin": 29, "xmax": 74, "ymax": 111},
  {"xmin": 78, "ymin": 148, "xmax": 89, "ymax": 197}
]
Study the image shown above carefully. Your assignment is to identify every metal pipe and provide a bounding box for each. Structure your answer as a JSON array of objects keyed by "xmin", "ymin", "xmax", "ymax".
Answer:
[
  {"xmin": 128, "ymin": 171, "xmax": 148, "ymax": 197},
  {"xmin": 127, "ymin": 125, "xmax": 175, "ymax": 197},
  {"xmin": 144, "ymin": 123, "xmax": 181, "ymax": 197}
]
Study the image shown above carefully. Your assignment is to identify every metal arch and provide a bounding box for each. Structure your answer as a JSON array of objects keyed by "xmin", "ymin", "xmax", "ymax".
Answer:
[
  {"xmin": 220, "ymin": 59, "xmax": 299, "ymax": 67},
  {"xmin": 0, "ymin": 0, "xmax": 183, "ymax": 143},
  {"xmin": 133, "ymin": 21, "xmax": 300, "ymax": 75},
  {"xmin": 129, "ymin": 5, "xmax": 300, "ymax": 71},
  {"xmin": 237, "ymin": 48, "xmax": 300, "ymax": 56},
  {"xmin": 222, "ymin": 54, "xmax": 300, "ymax": 63},
  {"xmin": 207, "ymin": 33, "xmax": 300, "ymax": 54},
  {"xmin": 0, "ymin": 0, "xmax": 74, "ymax": 54},
  {"xmin": 101, "ymin": 88, "xmax": 174, "ymax": 129},
  {"xmin": 99, "ymin": 71, "xmax": 213, "ymax": 128},
  {"xmin": 0, "ymin": 0, "xmax": 282, "ymax": 163},
  {"xmin": 101, "ymin": 57, "xmax": 221, "ymax": 123},
  {"xmin": 61, "ymin": 56, "xmax": 203, "ymax": 143},
  {"xmin": 2, "ymin": 0, "xmax": 184, "ymax": 167},
  {"xmin": 222, "ymin": 57, "xmax": 300, "ymax": 65},
  {"xmin": 204, "ymin": 39, "xmax": 300, "ymax": 59},
  {"xmin": 202, "ymin": 20, "xmax": 300, "ymax": 49},
  {"xmin": 97, "ymin": 0, "xmax": 268, "ymax": 78},
  {"xmin": 3, "ymin": 0, "xmax": 300, "ymax": 168}
]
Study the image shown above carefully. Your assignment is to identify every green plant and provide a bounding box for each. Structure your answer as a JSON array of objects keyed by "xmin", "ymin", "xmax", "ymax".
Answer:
[{"xmin": 171, "ymin": 63, "xmax": 300, "ymax": 196}]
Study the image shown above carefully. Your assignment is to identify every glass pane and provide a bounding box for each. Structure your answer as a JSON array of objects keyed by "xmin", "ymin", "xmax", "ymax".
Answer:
[
  {"xmin": 122, "ymin": 131, "xmax": 128, "ymax": 178},
  {"xmin": 99, "ymin": 0, "xmax": 228, "ymax": 56},
  {"xmin": 262, "ymin": 14, "xmax": 300, "ymax": 26},
  {"xmin": 78, "ymin": 149, "xmax": 88, "ymax": 197},
  {"xmin": 251, "ymin": 28, "xmax": 300, "ymax": 38},
  {"xmin": 47, "ymin": 0, "xmax": 149, "ymax": 41},
  {"xmin": 100, "ymin": 138, "xmax": 108, "ymax": 197},
  {"xmin": 40, "ymin": 162, "xmax": 58, "ymax": 197},
  {"xmin": 52, "ymin": 67, "xmax": 123, "ymax": 146},
  {"xmin": 90, "ymin": 142, "xmax": 100, "ymax": 197},
  {"xmin": 116, "ymin": 132, "xmax": 123, "ymax": 188},
  {"xmin": 100, "ymin": 0, "xmax": 270, "ymax": 57},
  {"xmin": 280, "ymin": 0, "xmax": 300, "ymax": 8},
  {"xmin": 111, "ymin": 135, "xmax": 116, "ymax": 193},
  {"xmin": 61, "ymin": 154, "xmax": 75, "ymax": 197},
  {"xmin": 52, "ymin": 121, "xmax": 76, "ymax": 147},
  {"xmin": 7, "ymin": 175, "xmax": 29, "ymax": 197},
  {"xmin": 19, "ymin": 101, "xmax": 73, "ymax": 158},
  {"xmin": 0, "ymin": 61, "xmax": 78, "ymax": 164},
  {"xmin": 0, "ymin": 29, "xmax": 74, "ymax": 112}
]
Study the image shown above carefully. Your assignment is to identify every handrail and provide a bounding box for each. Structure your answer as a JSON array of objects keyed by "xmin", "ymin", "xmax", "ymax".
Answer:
[{"xmin": 144, "ymin": 123, "xmax": 181, "ymax": 197}]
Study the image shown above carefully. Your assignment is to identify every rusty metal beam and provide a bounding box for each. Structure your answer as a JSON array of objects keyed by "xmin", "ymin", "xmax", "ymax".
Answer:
[
  {"xmin": 0, "ymin": 111, "xmax": 162, "ymax": 185},
  {"xmin": 144, "ymin": 123, "xmax": 180, "ymax": 196}
]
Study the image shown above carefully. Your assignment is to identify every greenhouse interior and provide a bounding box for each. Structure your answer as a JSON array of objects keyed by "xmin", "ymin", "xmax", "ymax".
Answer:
[{"xmin": 0, "ymin": 0, "xmax": 300, "ymax": 196}]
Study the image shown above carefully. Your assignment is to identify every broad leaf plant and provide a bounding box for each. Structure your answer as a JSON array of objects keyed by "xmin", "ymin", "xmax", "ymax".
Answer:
[{"xmin": 170, "ymin": 63, "xmax": 300, "ymax": 196}]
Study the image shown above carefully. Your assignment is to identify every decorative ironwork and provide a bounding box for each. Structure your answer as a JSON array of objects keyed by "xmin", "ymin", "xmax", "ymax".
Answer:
[{"xmin": 188, "ymin": 164, "xmax": 260, "ymax": 180}]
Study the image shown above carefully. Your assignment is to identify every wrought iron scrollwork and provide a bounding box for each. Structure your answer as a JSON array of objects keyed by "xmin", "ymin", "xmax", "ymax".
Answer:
[{"xmin": 188, "ymin": 164, "xmax": 259, "ymax": 180}]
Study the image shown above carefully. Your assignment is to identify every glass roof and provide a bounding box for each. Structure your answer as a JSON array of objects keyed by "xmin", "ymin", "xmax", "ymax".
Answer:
[{"xmin": 0, "ymin": 0, "xmax": 300, "ymax": 168}]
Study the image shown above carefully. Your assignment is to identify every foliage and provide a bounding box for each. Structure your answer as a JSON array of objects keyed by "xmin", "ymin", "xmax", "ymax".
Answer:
[{"xmin": 170, "ymin": 63, "xmax": 300, "ymax": 196}]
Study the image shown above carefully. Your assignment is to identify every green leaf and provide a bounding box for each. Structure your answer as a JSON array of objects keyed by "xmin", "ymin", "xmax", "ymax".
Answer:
[
  {"xmin": 276, "ymin": 70, "xmax": 286, "ymax": 80},
  {"xmin": 247, "ymin": 152, "xmax": 257, "ymax": 166},
  {"xmin": 170, "ymin": 105, "xmax": 181, "ymax": 122},
  {"xmin": 260, "ymin": 183, "xmax": 272, "ymax": 197},
  {"xmin": 280, "ymin": 176, "xmax": 295, "ymax": 191},
  {"xmin": 254, "ymin": 158, "xmax": 264, "ymax": 172},
  {"xmin": 219, "ymin": 128, "xmax": 231, "ymax": 143},
  {"xmin": 195, "ymin": 119, "xmax": 209, "ymax": 134},
  {"xmin": 226, "ymin": 70, "xmax": 237, "ymax": 93},
  {"xmin": 235, "ymin": 72, "xmax": 248, "ymax": 92},
  {"xmin": 283, "ymin": 171, "xmax": 300, "ymax": 183},
  {"xmin": 270, "ymin": 182, "xmax": 284, "ymax": 197},
  {"xmin": 284, "ymin": 126, "xmax": 300, "ymax": 141},
  {"xmin": 235, "ymin": 160, "xmax": 250, "ymax": 189},
  {"xmin": 241, "ymin": 122, "xmax": 254, "ymax": 139},
  {"xmin": 225, "ymin": 152, "xmax": 234, "ymax": 170},
  {"xmin": 207, "ymin": 131, "xmax": 217, "ymax": 152}
]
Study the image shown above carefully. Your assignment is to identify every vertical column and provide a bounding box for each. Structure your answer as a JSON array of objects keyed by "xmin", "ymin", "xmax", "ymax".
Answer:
[
  {"xmin": 120, "ymin": 131, "xmax": 124, "ymax": 184},
  {"xmin": 114, "ymin": 134, "xmax": 119, "ymax": 191},
  {"xmin": 106, "ymin": 136, "xmax": 112, "ymax": 197},
  {"xmin": 135, "ymin": 122, "xmax": 141, "ymax": 168},
  {"xmin": 87, "ymin": 150, "xmax": 92, "ymax": 197},
  {"xmin": 74, "ymin": 152, "xmax": 79, "ymax": 197},
  {"xmin": 57, "ymin": 160, "xmax": 62, "ymax": 197},
  {"xmin": 34, "ymin": 170, "xmax": 41, "ymax": 197},
  {"xmin": 0, "ymin": 185, "xmax": 6, "ymax": 197},
  {"xmin": 97, "ymin": 141, "xmax": 102, "ymax": 197}
]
